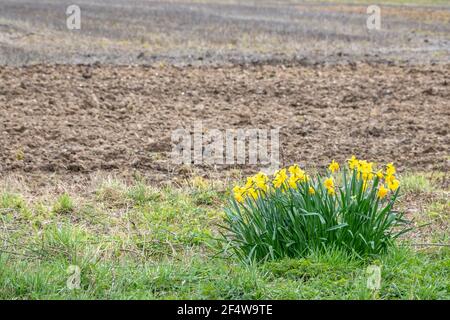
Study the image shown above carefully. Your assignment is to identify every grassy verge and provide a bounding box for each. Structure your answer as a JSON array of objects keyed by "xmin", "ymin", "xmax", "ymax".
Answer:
[{"xmin": 0, "ymin": 173, "xmax": 448, "ymax": 299}]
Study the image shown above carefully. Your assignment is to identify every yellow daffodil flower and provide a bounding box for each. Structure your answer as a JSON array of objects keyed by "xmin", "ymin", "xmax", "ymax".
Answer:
[
  {"xmin": 288, "ymin": 164, "xmax": 307, "ymax": 182},
  {"xmin": 288, "ymin": 164, "xmax": 301, "ymax": 176},
  {"xmin": 386, "ymin": 163, "xmax": 396, "ymax": 176},
  {"xmin": 358, "ymin": 160, "xmax": 374, "ymax": 181},
  {"xmin": 328, "ymin": 160, "xmax": 340, "ymax": 173},
  {"xmin": 348, "ymin": 155, "xmax": 359, "ymax": 170},
  {"xmin": 253, "ymin": 172, "xmax": 268, "ymax": 192},
  {"xmin": 288, "ymin": 175, "xmax": 299, "ymax": 189},
  {"xmin": 244, "ymin": 176, "xmax": 254, "ymax": 189},
  {"xmin": 385, "ymin": 174, "xmax": 395, "ymax": 184},
  {"xmin": 387, "ymin": 178, "xmax": 400, "ymax": 191},
  {"xmin": 377, "ymin": 185, "xmax": 389, "ymax": 199},
  {"xmin": 376, "ymin": 170, "xmax": 384, "ymax": 180},
  {"xmin": 273, "ymin": 168, "xmax": 287, "ymax": 188},
  {"xmin": 247, "ymin": 187, "xmax": 258, "ymax": 200},
  {"xmin": 233, "ymin": 186, "xmax": 245, "ymax": 203},
  {"xmin": 324, "ymin": 177, "xmax": 335, "ymax": 194},
  {"xmin": 324, "ymin": 177, "xmax": 334, "ymax": 190}
]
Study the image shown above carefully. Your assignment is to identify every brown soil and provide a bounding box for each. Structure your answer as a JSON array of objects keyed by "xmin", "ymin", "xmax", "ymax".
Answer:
[{"xmin": 0, "ymin": 63, "xmax": 449, "ymax": 184}]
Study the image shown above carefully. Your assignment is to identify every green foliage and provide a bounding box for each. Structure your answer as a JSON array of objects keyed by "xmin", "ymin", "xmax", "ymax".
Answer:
[
  {"xmin": 222, "ymin": 169, "xmax": 411, "ymax": 262},
  {"xmin": 0, "ymin": 246, "xmax": 447, "ymax": 300},
  {"xmin": 127, "ymin": 183, "xmax": 160, "ymax": 206},
  {"xmin": 0, "ymin": 192, "xmax": 32, "ymax": 219},
  {"xmin": 400, "ymin": 173, "xmax": 433, "ymax": 194},
  {"xmin": 52, "ymin": 193, "xmax": 74, "ymax": 215},
  {"xmin": 426, "ymin": 199, "xmax": 449, "ymax": 222},
  {"xmin": 0, "ymin": 178, "xmax": 446, "ymax": 300}
]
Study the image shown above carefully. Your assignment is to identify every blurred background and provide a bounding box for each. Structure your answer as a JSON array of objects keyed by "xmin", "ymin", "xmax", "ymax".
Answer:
[{"xmin": 0, "ymin": 0, "xmax": 449, "ymax": 65}]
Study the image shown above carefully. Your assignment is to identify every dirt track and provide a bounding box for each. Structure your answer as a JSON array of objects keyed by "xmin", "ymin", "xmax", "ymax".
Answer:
[{"xmin": 1, "ymin": 63, "xmax": 448, "ymax": 183}]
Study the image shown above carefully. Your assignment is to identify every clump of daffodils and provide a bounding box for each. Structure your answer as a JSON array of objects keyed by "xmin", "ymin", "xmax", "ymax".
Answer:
[
  {"xmin": 232, "ymin": 156, "xmax": 400, "ymax": 204},
  {"xmin": 223, "ymin": 156, "xmax": 410, "ymax": 262}
]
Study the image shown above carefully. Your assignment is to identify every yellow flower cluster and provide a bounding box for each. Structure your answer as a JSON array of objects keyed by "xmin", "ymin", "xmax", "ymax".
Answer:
[
  {"xmin": 348, "ymin": 156, "xmax": 400, "ymax": 198},
  {"xmin": 384, "ymin": 163, "xmax": 400, "ymax": 193},
  {"xmin": 287, "ymin": 164, "xmax": 308, "ymax": 189},
  {"xmin": 232, "ymin": 173, "xmax": 268, "ymax": 203},
  {"xmin": 324, "ymin": 177, "xmax": 335, "ymax": 195},
  {"xmin": 324, "ymin": 156, "xmax": 400, "ymax": 199},
  {"xmin": 375, "ymin": 161, "xmax": 400, "ymax": 197},
  {"xmin": 233, "ymin": 164, "xmax": 309, "ymax": 203},
  {"xmin": 232, "ymin": 157, "xmax": 401, "ymax": 203}
]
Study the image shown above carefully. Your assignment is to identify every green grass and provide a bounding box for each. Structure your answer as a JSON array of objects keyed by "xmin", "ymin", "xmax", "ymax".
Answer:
[
  {"xmin": 52, "ymin": 193, "xmax": 75, "ymax": 215},
  {"xmin": 0, "ymin": 245, "xmax": 447, "ymax": 299},
  {"xmin": 400, "ymin": 172, "xmax": 435, "ymax": 194},
  {"xmin": 0, "ymin": 175, "xmax": 448, "ymax": 299}
]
